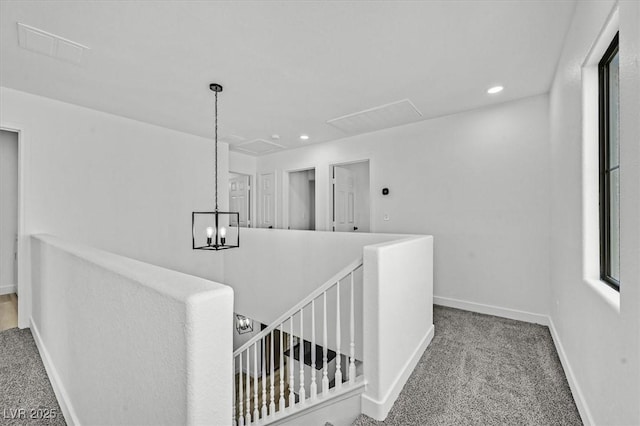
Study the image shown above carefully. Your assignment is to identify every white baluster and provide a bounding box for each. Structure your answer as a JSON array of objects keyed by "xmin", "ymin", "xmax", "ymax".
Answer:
[
  {"xmin": 322, "ymin": 291, "xmax": 329, "ymax": 395},
  {"xmin": 253, "ymin": 343, "xmax": 259, "ymax": 421},
  {"xmin": 335, "ymin": 281, "xmax": 342, "ymax": 388},
  {"xmin": 238, "ymin": 353, "xmax": 245, "ymax": 426},
  {"xmin": 261, "ymin": 338, "xmax": 267, "ymax": 419},
  {"xmin": 269, "ymin": 331, "xmax": 276, "ymax": 416},
  {"xmin": 349, "ymin": 271, "xmax": 356, "ymax": 384},
  {"xmin": 246, "ymin": 349, "xmax": 251, "ymax": 423},
  {"xmin": 279, "ymin": 325, "xmax": 285, "ymax": 412},
  {"xmin": 310, "ymin": 299, "xmax": 317, "ymax": 399},
  {"xmin": 299, "ymin": 308, "xmax": 306, "ymax": 404},
  {"xmin": 232, "ymin": 356, "xmax": 237, "ymax": 426},
  {"xmin": 289, "ymin": 317, "xmax": 295, "ymax": 408}
]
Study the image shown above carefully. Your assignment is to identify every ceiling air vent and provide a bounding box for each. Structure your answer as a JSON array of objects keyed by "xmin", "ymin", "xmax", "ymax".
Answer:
[
  {"xmin": 219, "ymin": 134, "xmax": 247, "ymax": 145},
  {"xmin": 327, "ymin": 99, "xmax": 423, "ymax": 135},
  {"xmin": 233, "ymin": 139, "xmax": 285, "ymax": 155},
  {"xmin": 17, "ymin": 22, "xmax": 89, "ymax": 66}
]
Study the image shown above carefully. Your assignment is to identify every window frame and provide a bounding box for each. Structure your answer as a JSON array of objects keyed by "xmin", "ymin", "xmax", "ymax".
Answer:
[{"xmin": 598, "ymin": 32, "xmax": 620, "ymax": 290}]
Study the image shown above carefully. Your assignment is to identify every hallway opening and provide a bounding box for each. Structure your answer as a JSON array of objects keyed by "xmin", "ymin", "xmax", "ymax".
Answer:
[{"xmin": 0, "ymin": 129, "xmax": 19, "ymax": 331}]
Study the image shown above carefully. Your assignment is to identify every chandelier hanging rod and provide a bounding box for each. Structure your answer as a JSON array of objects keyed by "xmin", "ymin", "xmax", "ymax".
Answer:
[{"xmin": 211, "ymin": 83, "xmax": 222, "ymax": 212}]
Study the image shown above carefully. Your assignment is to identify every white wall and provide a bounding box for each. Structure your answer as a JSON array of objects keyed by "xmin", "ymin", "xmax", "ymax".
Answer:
[
  {"xmin": 223, "ymin": 228, "xmax": 403, "ymax": 325},
  {"xmin": 0, "ymin": 87, "xmax": 229, "ymax": 325},
  {"xmin": 362, "ymin": 235, "xmax": 433, "ymax": 420},
  {"xmin": 548, "ymin": 1, "xmax": 640, "ymax": 424},
  {"xmin": 256, "ymin": 95, "xmax": 551, "ymax": 319},
  {"xmin": 0, "ymin": 129, "xmax": 18, "ymax": 294},
  {"xmin": 30, "ymin": 234, "xmax": 233, "ymax": 425},
  {"xmin": 229, "ymin": 150, "xmax": 257, "ymax": 176}
]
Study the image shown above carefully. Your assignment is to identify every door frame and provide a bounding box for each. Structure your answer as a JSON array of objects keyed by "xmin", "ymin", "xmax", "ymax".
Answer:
[
  {"xmin": 284, "ymin": 166, "xmax": 317, "ymax": 231},
  {"xmin": 329, "ymin": 159, "xmax": 371, "ymax": 233},
  {"xmin": 229, "ymin": 171, "xmax": 254, "ymax": 228},
  {"xmin": 1, "ymin": 122, "xmax": 30, "ymax": 329}
]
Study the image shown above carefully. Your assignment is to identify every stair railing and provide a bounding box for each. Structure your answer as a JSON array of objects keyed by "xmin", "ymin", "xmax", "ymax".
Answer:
[{"xmin": 232, "ymin": 257, "xmax": 363, "ymax": 426}]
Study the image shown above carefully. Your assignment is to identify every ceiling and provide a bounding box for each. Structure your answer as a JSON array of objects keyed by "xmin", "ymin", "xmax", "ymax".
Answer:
[{"xmin": 0, "ymin": 1, "xmax": 576, "ymax": 155}]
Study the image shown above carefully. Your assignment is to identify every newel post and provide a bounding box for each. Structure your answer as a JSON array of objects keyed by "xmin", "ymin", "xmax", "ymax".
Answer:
[{"xmin": 361, "ymin": 245, "xmax": 382, "ymax": 418}]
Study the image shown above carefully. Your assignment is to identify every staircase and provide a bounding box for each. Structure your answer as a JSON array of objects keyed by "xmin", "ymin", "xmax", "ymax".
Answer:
[{"xmin": 232, "ymin": 258, "xmax": 365, "ymax": 425}]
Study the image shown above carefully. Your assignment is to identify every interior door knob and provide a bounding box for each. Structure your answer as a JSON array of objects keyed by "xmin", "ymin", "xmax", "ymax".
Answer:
[{"xmin": 353, "ymin": 226, "xmax": 358, "ymax": 231}]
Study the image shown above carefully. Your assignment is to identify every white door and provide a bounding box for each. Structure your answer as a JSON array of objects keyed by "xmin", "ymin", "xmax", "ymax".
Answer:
[
  {"xmin": 259, "ymin": 172, "xmax": 276, "ymax": 228},
  {"xmin": 229, "ymin": 174, "xmax": 250, "ymax": 227},
  {"xmin": 333, "ymin": 166, "xmax": 357, "ymax": 232}
]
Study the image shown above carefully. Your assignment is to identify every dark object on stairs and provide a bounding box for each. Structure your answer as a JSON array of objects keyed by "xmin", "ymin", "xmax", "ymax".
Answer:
[{"xmin": 285, "ymin": 339, "xmax": 337, "ymax": 369}]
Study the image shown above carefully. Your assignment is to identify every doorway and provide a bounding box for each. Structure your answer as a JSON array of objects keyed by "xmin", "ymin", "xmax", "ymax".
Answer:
[
  {"xmin": 331, "ymin": 160, "xmax": 370, "ymax": 232},
  {"xmin": 229, "ymin": 172, "xmax": 252, "ymax": 228},
  {"xmin": 288, "ymin": 168, "xmax": 316, "ymax": 231},
  {"xmin": 0, "ymin": 129, "xmax": 19, "ymax": 331}
]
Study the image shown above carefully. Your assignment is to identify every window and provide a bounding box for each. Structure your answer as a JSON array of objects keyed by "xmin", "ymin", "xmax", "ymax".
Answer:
[{"xmin": 599, "ymin": 32, "xmax": 620, "ymax": 289}]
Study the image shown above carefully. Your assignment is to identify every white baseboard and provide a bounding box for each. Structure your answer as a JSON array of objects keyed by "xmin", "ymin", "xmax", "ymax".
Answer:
[
  {"xmin": 30, "ymin": 318, "xmax": 79, "ymax": 426},
  {"xmin": 362, "ymin": 324, "xmax": 435, "ymax": 421},
  {"xmin": 433, "ymin": 297, "xmax": 592, "ymax": 425},
  {"xmin": 0, "ymin": 283, "xmax": 16, "ymax": 295},
  {"xmin": 434, "ymin": 295, "xmax": 549, "ymax": 325},
  {"xmin": 547, "ymin": 317, "xmax": 593, "ymax": 426}
]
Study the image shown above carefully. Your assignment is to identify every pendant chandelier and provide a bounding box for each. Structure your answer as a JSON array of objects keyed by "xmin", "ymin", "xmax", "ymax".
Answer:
[{"xmin": 192, "ymin": 83, "xmax": 240, "ymax": 251}]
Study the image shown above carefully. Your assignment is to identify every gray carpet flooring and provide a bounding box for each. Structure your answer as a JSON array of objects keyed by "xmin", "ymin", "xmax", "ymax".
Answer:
[
  {"xmin": 0, "ymin": 328, "xmax": 66, "ymax": 425},
  {"xmin": 0, "ymin": 307, "xmax": 581, "ymax": 426},
  {"xmin": 353, "ymin": 306, "xmax": 582, "ymax": 426}
]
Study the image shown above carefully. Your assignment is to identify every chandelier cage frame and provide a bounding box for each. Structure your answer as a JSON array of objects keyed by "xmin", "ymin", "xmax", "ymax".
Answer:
[{"xmin": 192, "ymin": 83, "xmax": 240, "ymax": 251}]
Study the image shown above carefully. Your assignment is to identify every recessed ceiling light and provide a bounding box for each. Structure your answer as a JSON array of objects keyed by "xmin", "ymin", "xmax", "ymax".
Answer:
[
  {"xmin": 299, "ymin": 134, "xmax": 309, "ymax": 141},
  {"xmin": 487, "ymin": 86, "xmax": 504, "ymax": 94}
]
